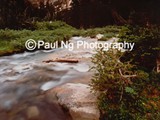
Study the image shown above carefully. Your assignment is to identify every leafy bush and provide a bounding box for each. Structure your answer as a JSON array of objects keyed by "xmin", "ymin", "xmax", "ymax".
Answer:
[
  {"xmin": 79, "ymin": 26, "xmax": 121, "ymax": 39},
  {"xmin": 33, "ymin": 21, "xmax": 74, "ymax": 30},
  {"xmin": 0, "ymin": 21, "xmax": 78, "ymax": 56},
  {"xmin": 0, "ymin": 22, "xmax": 122, "ymax": 56},
  {"xmin": 90, "ymin": 49, "xmax": 151, "ymax": 120},
  {"xmin": 119, "ymin": 26, "xmax": 160, "ymax": 71},
  {"xmin": 0, "ymin": 29, "xmax": 21, "ymax": 41},
  {"xmin": 149, "ymin": 71, "xmax": 160, "ymax": 88}
]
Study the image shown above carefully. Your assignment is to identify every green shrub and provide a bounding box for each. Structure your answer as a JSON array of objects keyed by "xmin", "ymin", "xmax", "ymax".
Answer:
[
  {"xmin": 90, "ymin": 49, "xmax": 150, "ymax": 120},
  {"xmin": 0, "ymin": 21, "xmax": 78, "ymax": 56},
  {"xmin": 0, "ymin": 22, "xmax": 121, "ymax": 56},
  {"xmin": 79, "ymin": 26, "xmax": 121, "ymax": 39},
  {"xmin": 149, "ymin": 112, "xmax": 160, "ymax": 120},
  {"xmin": 33, "ymin": 21, "xmax": 74, "ymax": 30},
  {"xmin": 119, "ymin": 26, "xmax": 160, "ymax": 71},
  {"xmin": 149, "ymin": 72, "xmax": 160, "ymax": 89},
  {"xmin": 0, "ymin": 29, "xmax": 20, "ymax": 41}
]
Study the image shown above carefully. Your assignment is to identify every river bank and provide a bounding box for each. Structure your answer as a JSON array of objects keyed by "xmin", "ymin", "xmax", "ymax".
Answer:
[{"xmin": 0, "ymin": 21, "xmax": 121, "ymax": 56}]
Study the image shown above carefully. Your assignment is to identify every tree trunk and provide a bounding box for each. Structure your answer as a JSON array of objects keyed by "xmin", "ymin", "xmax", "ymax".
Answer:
[{"xmin": 111, "ymin": 9, "xmax": 128, "ymax": 25}]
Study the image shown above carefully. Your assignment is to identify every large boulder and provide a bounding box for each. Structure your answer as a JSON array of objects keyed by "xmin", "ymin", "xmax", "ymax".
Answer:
[{"xmin": 47, "ymin": 83, "xmax": 100, "ymax": 120}]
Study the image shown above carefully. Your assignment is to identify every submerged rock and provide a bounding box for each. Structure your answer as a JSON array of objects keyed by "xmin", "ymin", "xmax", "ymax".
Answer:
[
  {"xmin": 47, "ymin": 83, "xmax": 100, "ymax": 120},
  {"xmin": 96, "ymin": 34, "xmax": 104, "ymax": 40},
  {"xmin": 27, "ymin": 106, "xmax": 40, "ymax": 119}
]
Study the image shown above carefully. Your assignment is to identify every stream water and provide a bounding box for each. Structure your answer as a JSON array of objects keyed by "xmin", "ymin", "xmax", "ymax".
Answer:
[
  {"xmin": 0, "ymin": 37, "xmax": 117, "ymax": 120},
  {"xmin": 0, "ymin": 37, "xmax": 97, "ymax": 120}
]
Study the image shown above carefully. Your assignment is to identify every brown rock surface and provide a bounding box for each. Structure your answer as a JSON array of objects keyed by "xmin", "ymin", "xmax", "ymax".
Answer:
[{"xmin": 47, "ymin": 83, "xmax": 100, "ymax": 120}]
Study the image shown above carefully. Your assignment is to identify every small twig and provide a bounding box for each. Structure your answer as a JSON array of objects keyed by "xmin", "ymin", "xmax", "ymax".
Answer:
[
  {"xmin": 119, "ymin": 69, "xmax": 137, "ymax": 78},
  {"xmin": 43, "ymin": 58, "xmax": 79, "ymax": 63},
  {"xmin": 119, "ymin": 85, "xmax": 124, "ymax": 102}
]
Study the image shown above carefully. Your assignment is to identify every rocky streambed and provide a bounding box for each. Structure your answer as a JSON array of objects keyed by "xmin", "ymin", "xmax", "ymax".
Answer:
[{"xmin": 0, "ymin": 37, "xmax": 117, "ymax": 120}]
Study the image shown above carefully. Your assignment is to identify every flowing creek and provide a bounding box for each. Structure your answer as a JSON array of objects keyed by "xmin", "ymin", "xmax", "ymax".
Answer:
[
  {"xmin": 0, "ymin": 37, "xmax": 98, "ymax": 120},
  {"xmin": 0, "ymin": 37, "xmax": 116, "ymax": 120}
]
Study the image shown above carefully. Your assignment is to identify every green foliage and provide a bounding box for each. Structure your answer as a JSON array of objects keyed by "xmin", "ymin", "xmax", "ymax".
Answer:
[
  {"xmin": 149, "ymin": 112, "xmax": 160, "ymax": 120},
  {"xmin": 149, "ymin": 72, "xmax": 160, "ymax": 89},
  {"xmin": 90, "ymin": 49, "xmax": 151, "ymax": 120},
  {"xmin": 79, "ymin": 26, "xmax": 121, "ymax": 39},
  {"xmin": 119, "ymin": 26, "xmax": 160, "ymax": 71},
  {"xmin": 0, "ymin": 22, "xmax": 120, "ymax": 56},
  {"xmin": 0, "ymin": 29, "xmax": 21, "ymax": 41},
  {"xmin": 125, "ymin": 87, "xmax": 137, "ymax": 95},
  {"xmin": 33, "ymin": 21, "xmax": 74, "ymax": 30},
  {"xmin": 0, "ymin": 21, "xmax": 78, "ymax": 56}
]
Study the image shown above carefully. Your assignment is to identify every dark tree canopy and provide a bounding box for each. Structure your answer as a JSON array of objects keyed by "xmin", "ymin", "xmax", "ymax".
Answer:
[
  {"xmin": 0, "ymin": 0, "xmax": 160, "ymax": 28},
  {"xmin": 0, "ymin": 0, "xmax": 27, "ymax": 29},
  {"xmin": 70, "ymin": 0, "xmax": 160, "ymax": 28}
]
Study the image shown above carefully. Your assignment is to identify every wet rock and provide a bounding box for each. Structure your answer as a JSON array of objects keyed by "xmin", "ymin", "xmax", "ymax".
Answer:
[
  {"xmin": 96, "ymin": 34, "xmax": 104, "ymax": 40},
  {"xmin": 41, "ymin": 81, "xmax": 62, "ymax": 91},
  {"xmin": 27, "ymin": 106, "xmax": 39, "ymax": 119},
  {"xmin": 0, "ymin": 92, "xmax": 72, "ymax": 120},
  {"xmin": 47, "ymin": 83, "xmax": 100, "ymax": 120}
]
